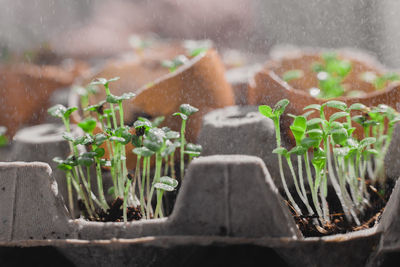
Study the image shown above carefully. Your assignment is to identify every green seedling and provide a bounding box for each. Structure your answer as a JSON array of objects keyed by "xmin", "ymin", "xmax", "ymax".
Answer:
[
  {"xmin": 174, "ymin": 103, "xmax": 199, "ymax": 180},
  {"xmin": 183, "ymin": 39, "xmax": 212, "ymax": 57},
  {"xmin": 360, "ymin": 71, "xmax": 400, "ymax": 90},
  {"xmin": 0, "ymin": 126, "xmax": 8, "ymax": 147},
  {"xmin": 282, "ymin": 69, "xmax": 304, "ymax": 83},
  {"xmin": 311, "ymin": 52, "xmax": 352, "ymax": 98},
  {"xmin": 161, "ymin": 55, "xmax": 189, "ymax": 72},
  {"xmin": 74, "ymin": 85, "xmax": 98, "ymax": 116},
  {"xmin": 259, "ymin": 99, "xmax": 303, "ymax": 215},
  {"xmin": 51, "ymin": 77, "xmax": 201, "ymax": 222},
  {"xmin": 260, "ymin": 99, "xmax": 400, "ymax": 229}
]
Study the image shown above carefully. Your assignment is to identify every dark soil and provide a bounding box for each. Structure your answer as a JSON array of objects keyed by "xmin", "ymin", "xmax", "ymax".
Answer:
[
  {"xmin": 286, "ymin": 179, "xmax": 395, "ymax": 237},
  {"xmin": 79, "ymin": 197, "xmax": 142, "ymax": 222}
]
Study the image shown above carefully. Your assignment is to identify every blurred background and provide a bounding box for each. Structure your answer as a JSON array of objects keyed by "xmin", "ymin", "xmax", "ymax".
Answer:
[
  {"xmin": 1, "ymin": 0, "xmax": 400, "ymax": 137},
  {"xmin": 1, "ymin": 0, "xmax": 399, "ymax": 65}
]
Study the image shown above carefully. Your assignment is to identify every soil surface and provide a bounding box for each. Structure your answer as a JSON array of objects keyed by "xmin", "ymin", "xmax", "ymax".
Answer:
[
  {"xmin": 78, "ymin": 197, "xmax": 142, "ymax": 222},
  {"xmin": 287, "ymin": 179, "xmax": 394, "ymax": 237}
]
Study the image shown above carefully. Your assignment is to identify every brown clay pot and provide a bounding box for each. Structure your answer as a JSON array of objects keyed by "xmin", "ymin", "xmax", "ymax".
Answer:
[
  {"xmin": 131, "ymin": 48, "xmax": 234, "ymax": 141},
  {"xmin": 248, "ymin": 48, "xmax": 400, "ymax": 143},
  {"xmin": 77, "ymin": 41, "xmax": 187, "ymax": 125},
  {"xmin": 0, "ymin": 63, "xmax": 86, "ymax": 137}
]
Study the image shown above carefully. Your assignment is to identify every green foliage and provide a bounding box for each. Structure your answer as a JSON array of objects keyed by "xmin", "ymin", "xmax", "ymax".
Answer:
[
  {"xmin": 0, "ymin": 126, "xmax": 8, "ymax": 147},
  {"xmin": 53, "ymin": 77, "xmax": 201, "ymax": 222},
  {"xmin": 259, "ymin": 98, "xmax": 400, "ymax": 229},
  {"xmin": 161, "ymin": 55, "xmax": 189, "ymax": 72},
  {"xmin": 282, "ymin": 69, "xmax": 304, "ymax": 82}
]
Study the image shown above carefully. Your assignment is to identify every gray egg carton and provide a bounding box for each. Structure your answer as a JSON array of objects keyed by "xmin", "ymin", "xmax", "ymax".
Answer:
[
  {"xmin": 1, "ymin": 114, "xmax": 400, "ymax": 266},
  {"xmin": 0, "ymin": 153, "xmax": 398, "ymax": 266}
]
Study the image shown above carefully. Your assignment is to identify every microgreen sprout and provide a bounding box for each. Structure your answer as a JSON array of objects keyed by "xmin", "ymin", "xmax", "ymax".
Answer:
[
  {"xmin": 0, "ymin": 126, "xmax": 8, "ymax": 147},
  {"xmin": 161, "ymin": 55, "xmax": 189, "ymax": 72},
  {"xmin": 260, "ymin": 99, "xmax": 400, "ymax": 229},
  {"xmin": 311, "ymin": 52, "xmax": 352, "ymax": 98},
  {"xmin": 50, "ymin": 79, "xmax": 201, "ymax": 222},
  {"xmin": 174, "ymin": 103, "xmax": 199, "ymax": 180},
  {"xmin": 282, "ymin": 69, "xmax": 304, "ymax": 83},
  {"xmin": 360, "ymin": 71, "xmax": 400, "ymax": 90},
  {"xmin": 183, "ymin": 39, "xmax": 212, "ymax": 57}
]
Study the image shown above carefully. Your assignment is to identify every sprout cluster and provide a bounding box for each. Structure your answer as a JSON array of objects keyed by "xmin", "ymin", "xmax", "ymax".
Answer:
[
  {"xmin": 49, "ymin": 77, "xmax": 201, "ymax": 222},
  {"xmin": 282, "ymin": 52, "xmax": 400, "ymax": 98},
  {"xmin": 259, "ymin": 99, "xmax": 400, "ymax": 228}
]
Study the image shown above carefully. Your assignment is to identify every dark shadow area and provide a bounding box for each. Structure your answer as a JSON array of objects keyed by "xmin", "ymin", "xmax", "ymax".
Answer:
[
  {"xmin": 375, "ymin": 251, "xmax": 400, "ymax": 267},
  {"xmin": 0, "ymin": 246, "xmax": 75, "ymax": 267},
  {"xmin": 148, "ymin": 244, "xmax": 290, "ymax": 267}
]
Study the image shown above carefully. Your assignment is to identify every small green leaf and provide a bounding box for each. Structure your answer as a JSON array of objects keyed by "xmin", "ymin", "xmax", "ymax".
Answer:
[
  {"xmin": 307, "ymin": 118, "xmax": 324, "ymax": 127},
  {"xmin": 106, "ymin": 94, "xmax": 120, "ymax": 104},
  {"xmin": 78, "ymin": 117, "xmax": 97, "ymax": 134},
  {"xmin": 364, "ymin": 149, "xmax": 379, "ymax": 155},
  {"xmin": 331, "ymin": 128, "xmax": 348, "ymax": 145},
  {"xmin": 48, "ymin": 104, "xmax": 66, "ymax": 118},
  {"xmin": 152, "ymin": 116, "xmax": 165, "ymax": 127},
  {"xmin": 165, "ymin": 130, "xmax": 180, "ymax": 139},
  {"xmin": 143, "ymin": 139, "xmax": 162, "ymax": 152},
  {"xmin": 259, "ymin": 105, "xmax": 274, "ymax": 119},
  {"xmin": 273, "ymin": 99, "xmax": 290, "ymax": 116},
  {"xmin": 301, "ymin": 137, "xmax": 320, "ymax": 148},
  {"xmin": 179, "ymin": 104, "xmax": 199, "ymax": 116},
  {"xmin": 107, "ymin": 186, "xmax": 115, "ymax": 196},
  {"xmin": 94, "ymin": 133, "xmax": 107, "ymax": 146},
  {"xmin": 323, "ymin": 100, "xmax": 347, "ymax": 111},
  {"xmin": 307, "ymin": 129, "xmax": 323, "ymax": 138},
  {"xmin": 119, "ymin": 92, "xmax": 136, "ymax": 101},
  {"xmin": 132, "ymin": 147, "xmax": 155, "ymax": 157},
  {"xmin": 57, "ymin": 163, "xmax": 72, "ymax": 171},
  {"xmin": 186, "ymin": 143, "xmax": 202, "ymax": 152},
  {"xmin": 352, "ymin": 115, "xmax": 366, "ymax": 126},
  {"xmin": 389, "ymin": 115, "xmax": 400, "ymax": 126},
  {"xmin": 64, "ymin": 107, "xmax": 78, "ymax": 119},
  {"xmin": 303, "ymin": 104, "xmax": 321, "ymax": 111},
  {"xmin": 109, "ymin": 136, "xmax": 126, "ymax": 143},
  {"xmin": 349, "ymin": 103, "xmax": 367, "ymax": 111},
  {"xmin": 329, "ymin": 121, "xmax": 344, "ymax": 129},
  {"xmin": 74, "ymin": 134, "xmax": 94, "ymax": 145},
  {"xmin": 173, "ymin": 112, "xmax": 188, "ymax": 120},
  {"xmin": 302, "ymin": 110, "xmax": 315, "ymax": 118},
  {"xmin": 90, "ymin": 77, "xmax": 120, "ymax": 86},
  {"xmin": 62, "ymin": 132, "xmax": 75, "ymax": 142},
  {"xmin": 360, "ymin": 137, "xmax": 376, "ymax": 148},
  {"xmin": 159, "ymin": 176, "xmax": 179, "ymax": 188},
  {"xmin": 334, "ymin": 147, "xmax": 350, "ymax": 157},
  {"xmin": 154, "ymin": 183, "xmax": 175, "ymax": 192},
  {"xmin": 84, "ymin": 100, "xmax": 106, "ymax": 114},
  {"xmin": 272, "ymin": 147, "xmax": 288, "ymax": 156},
  {"xmin": 329, "ymin": 111, "xmax": 349, "ymax": 122},
  {"xmin": 289, "ymin": 146, "xmax": 307, "ymax": 155},
  {"xmin": 290, "ymin": 116, "xmax": 307, "ymax": 143},
  {"xmin": 282, "ymin": 69, "xmax": 304, "ymax": 82},
  {"xmin": 77, "ymin": 155, "xmax": 94, "ymax": 167},
  {"xmin": 94, "ymin": 147, "xmax": 105, "ymax": 158},
  {"xmin": 131, "ymin": 135, "xmax": 141, "ymax": 147}
]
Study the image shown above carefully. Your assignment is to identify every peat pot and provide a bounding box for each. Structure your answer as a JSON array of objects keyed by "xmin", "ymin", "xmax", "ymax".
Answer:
[{"xmin": 1, "ymin": 153, "xmax": 400, "ymax": 266}]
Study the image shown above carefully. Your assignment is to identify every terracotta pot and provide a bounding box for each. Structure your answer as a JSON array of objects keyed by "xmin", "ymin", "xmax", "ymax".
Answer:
[
  {"xmin": 0, "ymin": 63, "xmax": 86, "ymax": 137},
  {"xmin": 248, "ymin": 47, "xmax": 400, "ymax": 143},
  {"xmin": 131, "ymin": 48, "xmax": 234, "ymax": 141}
]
